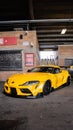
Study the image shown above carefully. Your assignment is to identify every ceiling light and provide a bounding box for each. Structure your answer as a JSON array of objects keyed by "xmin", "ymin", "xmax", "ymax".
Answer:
[{"xmin": 61, "ymin": 29, "xmax": 67, "ymax": 34}]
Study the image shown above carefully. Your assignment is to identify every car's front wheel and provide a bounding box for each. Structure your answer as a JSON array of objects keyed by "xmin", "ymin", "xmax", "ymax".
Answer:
[
  {"xmin": 36, "ymin": 92, "xmax": 43, "ymax": 98},
  {"xmin": 43, "ymin": 80, "xmax": 51, "ymax": 95}
]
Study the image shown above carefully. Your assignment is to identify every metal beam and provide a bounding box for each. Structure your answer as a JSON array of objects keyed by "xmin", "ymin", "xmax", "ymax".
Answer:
[
  {"xmin": 37, "ymin": 34, "xmax": 73, "ymax": 38},
  {"xmin": 29, "ymin": 0, "xmax": 34, "ymax": 19},
  {"xmin": 39, "ymin": 45, "xmax": 58, "ymax": 49},
  {"xmin": 39, "ymin": 42, "xmax": 73, "ymax": 45},
  {"xmin": 38, "ymin": 38, "xmax": 73, "ymax": 42},
  {"xmin": 0, "ymin": 19, "xmax": 73, "ymax": 25},
  {"xmin": 37, "ymin": 29, "xmax": 73, "ymax": 33}
]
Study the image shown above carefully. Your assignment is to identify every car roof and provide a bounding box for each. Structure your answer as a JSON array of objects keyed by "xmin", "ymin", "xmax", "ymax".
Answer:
[{"xmin": 37, "ymin": 65, "xmax": 60, "ymax": 69}]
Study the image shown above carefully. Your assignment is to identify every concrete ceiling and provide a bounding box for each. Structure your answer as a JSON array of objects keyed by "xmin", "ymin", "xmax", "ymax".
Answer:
[
  {"xmin": 0, "ymin": 0, "xmax": 73, "ymax": 50},
  {"xmin": 29, "ymin": 0, "xmax": 73, "ymax": 50}
]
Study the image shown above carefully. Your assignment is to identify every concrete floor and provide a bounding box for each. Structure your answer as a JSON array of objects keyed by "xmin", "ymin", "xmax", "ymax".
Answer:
[{"xmin": 0, "ymin": 80, "xmax": 73, "ymax": 130}]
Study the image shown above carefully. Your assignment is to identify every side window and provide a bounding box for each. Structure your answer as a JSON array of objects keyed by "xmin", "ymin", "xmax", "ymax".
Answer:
[
  {"xmin": 47, "ymin": 67, "xmax": 53, "ymax": 73},
  {"xmin": 54, "ymin": 68, "xmax": 60, "ymax": 74}
]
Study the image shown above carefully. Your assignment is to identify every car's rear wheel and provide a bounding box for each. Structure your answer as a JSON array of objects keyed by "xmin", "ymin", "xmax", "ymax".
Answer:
[
  {"xmin": 43, "ymin": 80, "xmax": 51, "ymax": 95},
  {"xmin": 66, "ymin": 77, "xmax": 70, "ymax": 86}
]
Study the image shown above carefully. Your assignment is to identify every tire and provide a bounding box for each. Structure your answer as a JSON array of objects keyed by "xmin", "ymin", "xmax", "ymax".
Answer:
[
  {"xmin": 50, "ymin": 87, "xmax": 54, "ymax": 92},
  {"xmin": 66, "ymin": 77, "xmax": 70, "ymax": 86},
  {"xmin": 36, "ymin": 92, "xmax": 43, "ymax": 98},
  {"xmin": 43, "ymin": 80, "xmax": 51, "ymax": 95}
]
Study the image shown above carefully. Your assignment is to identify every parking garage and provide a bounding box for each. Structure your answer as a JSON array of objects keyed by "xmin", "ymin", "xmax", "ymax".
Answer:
[{"xmin": 0, "ymin": 0, "xmax": 73, "ymax": 130}]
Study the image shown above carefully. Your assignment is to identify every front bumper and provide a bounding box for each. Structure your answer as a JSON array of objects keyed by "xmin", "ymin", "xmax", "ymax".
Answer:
[
  {"xmin": 4, "ymin": 83, "xmax": 33, "ymax": 97},
  {"xmin": 4, "ymin": 81, "xmax": 43, "ymax": 97}
]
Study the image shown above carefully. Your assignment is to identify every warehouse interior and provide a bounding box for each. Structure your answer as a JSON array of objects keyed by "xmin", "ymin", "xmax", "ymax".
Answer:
[
  {"xmin": 0, "ymin": 1, "xmax": 73, "ymax": 130},
  {"xmin": 0, "ymin": 0, "xmax": 73, "ymax": 80}
]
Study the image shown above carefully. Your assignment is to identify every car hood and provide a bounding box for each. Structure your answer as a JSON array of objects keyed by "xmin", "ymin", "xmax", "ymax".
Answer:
[{"xmin": 8, "ymin": 72, "xmax": 51, "ymax": 84}]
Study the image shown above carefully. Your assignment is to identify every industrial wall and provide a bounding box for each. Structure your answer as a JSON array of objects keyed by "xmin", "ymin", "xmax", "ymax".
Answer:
[
  {"xmin": 58, "ymin": 45, "xmax": 73, "ymax": 67},
  {"xmin": 0, "ymin": 31, "xmax": 39, "ymax": 81},
  {"xmin": 0, "ymin": 30, "xmax": 73, "ymax": 81}
]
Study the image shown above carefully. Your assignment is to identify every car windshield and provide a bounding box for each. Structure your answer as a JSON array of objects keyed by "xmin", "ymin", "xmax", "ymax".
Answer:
[{"xmin": 28, "ymin": 66, "xmax": 54, "ymax": 73}]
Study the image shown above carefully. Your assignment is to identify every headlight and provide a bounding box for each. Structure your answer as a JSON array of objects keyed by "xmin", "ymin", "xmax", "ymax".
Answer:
[
  {"xmin": 19, "ymin": 81, "xmax": 39, "ymax": 86},
  {"xmin": 6, "ymin": 79, "xmax": 9, "ymax": 84}
]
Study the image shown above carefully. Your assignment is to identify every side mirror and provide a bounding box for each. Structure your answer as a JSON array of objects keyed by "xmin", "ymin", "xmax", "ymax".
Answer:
[{"xmin": 27, "ymin": 69, "xmax": 31, "ymax": 72}]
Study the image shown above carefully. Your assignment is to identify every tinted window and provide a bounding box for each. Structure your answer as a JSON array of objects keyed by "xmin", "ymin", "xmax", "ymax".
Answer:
[
  {"xmin": 28, "ymin": 67, "xmax": 54, "ymax": 73},
  {"xmin": 54, "ymin": 68, "xmax": 60, "ymax": 74}
]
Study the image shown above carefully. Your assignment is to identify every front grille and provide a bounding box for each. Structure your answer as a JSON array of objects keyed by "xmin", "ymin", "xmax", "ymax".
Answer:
[
  {"xmin": 11, "ymin": 88, "xmax": 17, "ymax": 95},
  {"xmin": 20, "ymin": 88, "xmax": 32, "ymax": 94}
]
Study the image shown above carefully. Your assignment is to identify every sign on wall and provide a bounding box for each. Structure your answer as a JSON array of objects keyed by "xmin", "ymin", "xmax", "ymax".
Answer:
[
  {"xmin": 25, "ymin": 53, "xmax": 34, "ymax": 66},
  {"xmin": 23, "ymin": 41, "xmax": 29, "ymax": 46},
  {"xmin": 0, "ymin": 37, "xmax": 17, "ymax": 45}
]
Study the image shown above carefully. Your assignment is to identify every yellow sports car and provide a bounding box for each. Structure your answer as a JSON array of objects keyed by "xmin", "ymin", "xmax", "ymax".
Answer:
[{"xmin": 4, "ymin": 65, "xmax": 71, "ymax": 98}]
